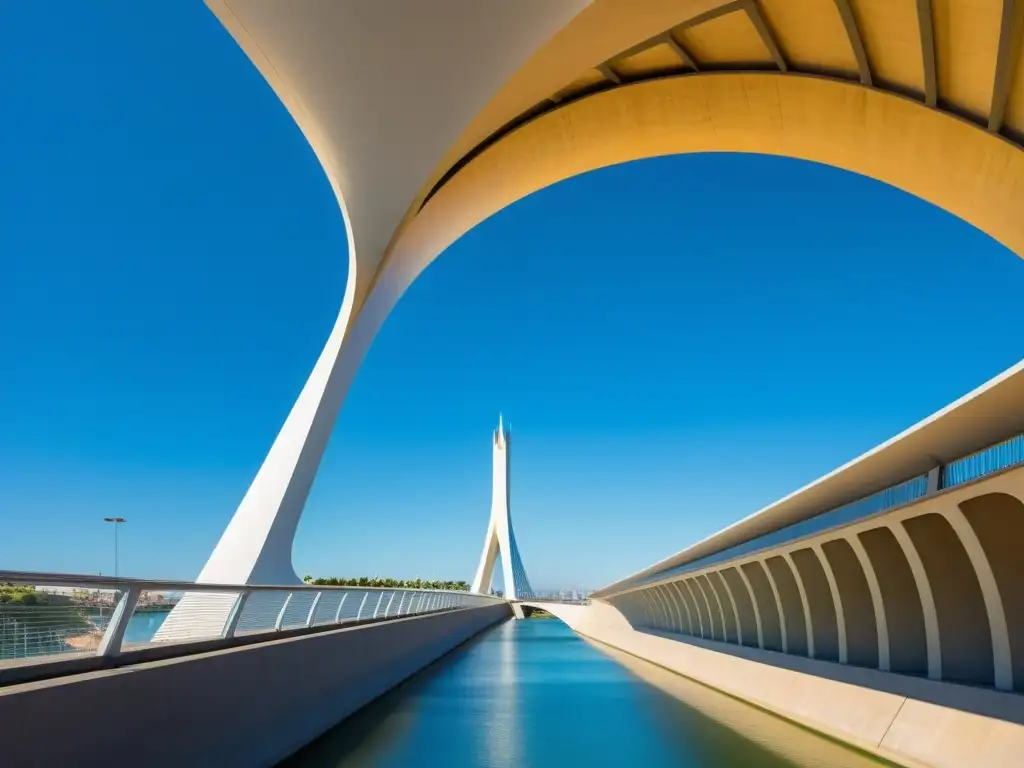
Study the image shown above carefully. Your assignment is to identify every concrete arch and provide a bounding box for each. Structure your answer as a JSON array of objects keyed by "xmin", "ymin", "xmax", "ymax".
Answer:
[
  {"xmin": 688, "ymin": 581, "xmax": 712, "ymax": 638},
  {"xmin": 858, "ymin": 526, "xmax": 928, "ymax": 676},
  {"xmin": 657, "ymin": 584, "xmax": 680, "ymax": 633},
  {"xmin": 888, "ymin": 521, "xmax": 942, "ymax": 680},
  {"xmin": 721, "ymin": 566, "xmax": 758, "ymax": 649},
  {"xmin": 628, "ymin": 592, "xmax": 652, "ymax": 629},
  {"xmin": 940, "ymin": 504, "xmax": 1013, "ymax": 692},
  {"xmin": 741, "ymin": 561, "xmax": 783, "ymax": 652},
  {"xmin": 782, "ymin": 552, "xmax": 815, "ymax": 659},
  {"xmin": 649, "ymin": 585, "xmax": 671, "ymax": 630},
  {"xmin": 710, "ymin": 570, "xmax": 742, "ymax": 646},
  {"xmin": 959, "ymin": 492, "xmax": 1024, "ymax": 693},
  {"xmin": 194, "ymin": 65, "xmax": 1024, "ymax": 589},
  {"xmin": 699, "ymin": 573, "xmax": 730, "ymax": 643},
  {"xmin": 766, "ymin": 555, "xmax": 808, "ymax": 657},
  {"xmin": 790, "ymin": 548, "xmax": 838, "ymax": 662},
  {"xmin": 903, "ymin": 513, "xmax": 994, "ymax": 686},
  {"xmin": 692, "ymin": 577, "xmax": 719, "ymax": 640},
  {"xmin": 811, "ymin": 544, "xmax": 847, "ymax": 664},
  {"xmin": 679, "ymin": 579, "xmax": 706, "ymax": 638},
  {"xmin": 820, "ymin": 539, "xmax": 878, "ymax": 669},
  {"xmin": 846, "ymin": 533, "xmax": 890, "ymax": 672},
  {"xmin": 668, "ymin": 580, "xmax": 695, "ymax": 635},
  {"xmin": 730, "ymin": 565, "xmax": 764, "ymax": 650},
  {"xmin": 684, "ymin": 578, "xmax": 710, "ymax": 639},
  {"xmin": 635, "ymin": 589, "xmax": 658, "ymax": 629},
  {"xmin": 760, "ymin": 558, "xmax": 789, "ymax": 654}
]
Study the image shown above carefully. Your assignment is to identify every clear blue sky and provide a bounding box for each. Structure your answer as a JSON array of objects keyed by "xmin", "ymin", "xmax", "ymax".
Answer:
[{"xmin": 2, "ymin": 3, "xmax": 1022, "ymax": 591}]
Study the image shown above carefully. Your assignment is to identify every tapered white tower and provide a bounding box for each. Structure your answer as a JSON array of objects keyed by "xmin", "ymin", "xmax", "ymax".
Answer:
[{"xmin": 471, "ymin": 416, "xmax": 534, "ymax": 600}]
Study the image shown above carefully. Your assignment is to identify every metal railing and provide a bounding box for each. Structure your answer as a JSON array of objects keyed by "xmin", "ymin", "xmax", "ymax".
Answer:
[
  {"xmin": 0, "ymin": 571, "xmax": 503, "ymax": 668},
  {"xmin": 942, "ymin": 432, "xmax": 1024, "ymax": 489},
  {"xmin": 620, "ymin": 427, "xmax": 1024, "ymax": 593}
]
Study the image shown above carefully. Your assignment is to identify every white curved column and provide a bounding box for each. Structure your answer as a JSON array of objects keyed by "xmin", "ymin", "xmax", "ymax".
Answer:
[
  {"xmin": 647, "ymin": 589, "xmax": 663, "ymax": 630},
  {"xmin": 691, "ymin": 577, "xmax": 717, "ymax": 640},
  {"xmin": 846, "ymin": 533, "xmax": 889, "ymax": 671},
  {"xmin": 646, "ymin": 587, "xmax": 668, "ymax": 629},
  {"xmin": 700, "ymin": 574, "xmax": 728, "ymax": 643},
  {"xmin": 660, "ymin": 584, "xmax": 684, "ymax": 632},
  {"xmin": 654, "ymin": 586, "xmax": 674, "ymax": 630},
  {"xmin": 783, "ymin": 552, "xmax": 815, "ymax": 659},
  {"xmin": 669, "ymin": 580, "xmax": 695, "ymax": 635},
  {"xmin": 712, "ymin": 571, "xmax": 743, "ymax": 646},
  {"xmin": 759, "ymin": 559, "xmax": 788, "ymax": 654},
  {"xmin": 632, "ymin": 593, "xmax": 652, "ymax": 628},
  {"xmin": 812, "ymin": 543, "xmax": 847, "ymax": 664},
  {"xmin": 637, "ymin": 591, "xmax": 658, "ymax": 628},
  {"xmin": 940, "ymin": 505, "xmax": 1013, "ymax": 691},
  {"xmin": 682, "ymin": 579, "xmax": 706, "ymax": 638},
  {"xmin": 889, "ymin": 522, "xmax": 942, "ymax": 680},
  {"xmin": 734, "ymin": 566, "xmax": 764, "ymax": 649}
]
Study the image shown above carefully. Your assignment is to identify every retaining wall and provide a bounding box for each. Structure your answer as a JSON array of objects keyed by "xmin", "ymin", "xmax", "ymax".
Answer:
[
  {"xmin": 557, "ymin": 601, "xmax": 1024, "ymax": 768},
  {"xmin": 0, "ymin": 602, "xmax": 511, "ymax": 767}
]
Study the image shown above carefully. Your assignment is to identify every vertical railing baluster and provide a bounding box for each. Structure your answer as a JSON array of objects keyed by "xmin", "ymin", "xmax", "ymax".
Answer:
[
  {"xmin": 305, "ymin": 591, "xmax": 323, "ymax": 627},
  {"xmin": 97, "ymin": 587, "xmax": 141, "ymax": 658},
  {"xmin": 275, "ymin": 592, "xmax": 293, "ymax": 631},
  {"xmin": 334, "ymin": 592, "xmax": 349, "ymax": 623},
  {"xmin": 223, "ymin": 590, "xmax": 250, "ymax": 639}
]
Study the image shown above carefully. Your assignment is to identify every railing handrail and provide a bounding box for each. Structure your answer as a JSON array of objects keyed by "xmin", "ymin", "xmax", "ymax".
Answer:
[{"xmin": 0, "ymin": 570, "xmax": 502, "ymax": 598}]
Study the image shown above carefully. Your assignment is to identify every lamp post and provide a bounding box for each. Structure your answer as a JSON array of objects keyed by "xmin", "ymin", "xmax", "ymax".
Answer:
[{"xmin": 103, "ymin": 517, "xmax": 126, "ymax": 580}]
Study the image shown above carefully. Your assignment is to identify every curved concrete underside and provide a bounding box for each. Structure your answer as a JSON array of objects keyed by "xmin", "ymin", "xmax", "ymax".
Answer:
[{"xmin": 196, "ymin": 0, "xmax": 1024, "ymax": 587}]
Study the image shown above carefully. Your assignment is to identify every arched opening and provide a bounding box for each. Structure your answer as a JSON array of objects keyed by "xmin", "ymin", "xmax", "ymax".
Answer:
[
  {"xmin": 955, "ymin": 492, "xmax": 1024, "ymax": 692},
  {"xmin": 741, "ymin": 562, "xmax": 784, "ymax": 653},
  {"xmin": 789, "ymin": 548, "xmax": 839, "ymax": 663},
  {"xmin": 902, "ymin": 513, "xmax": 993, "ymax": 685},
  {"xmin": 820, "ymin": 539, "xmax": 878, "ymax": 669},
  {"xmin": 858, "ymin": 526, "xmax": 928, "ymax": 676},
  {"xmin": 721, "ymin": 567, "xmax": 760, "ymax": 649},
  {"xmin": 765, "ymin": 556, "xmax": 808, "ymax": 657}
]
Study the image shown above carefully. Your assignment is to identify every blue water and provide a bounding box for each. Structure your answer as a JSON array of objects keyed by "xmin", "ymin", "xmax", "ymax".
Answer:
[
  {"xmin": 283, "ymin": 620, "xmax": 884, "ymax": 767},
  {"xmin": 124, "ymin": 610, "xmax": 168, "ymax": 644}
]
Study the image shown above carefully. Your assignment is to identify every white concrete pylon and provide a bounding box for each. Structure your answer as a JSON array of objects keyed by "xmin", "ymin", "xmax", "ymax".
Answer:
[{"xmin": 471, "ymin": 417, "xmax": 534, "ymax": 601}]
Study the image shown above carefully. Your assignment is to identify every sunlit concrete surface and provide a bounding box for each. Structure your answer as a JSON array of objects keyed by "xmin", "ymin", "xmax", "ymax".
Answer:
[
  {"xmin": 193, "ymin": 0, "xmax": 1024, "ymax": 589},
  {"xmin": 0, "ymin": 603, "xmax": 511, "ymax": 768}
]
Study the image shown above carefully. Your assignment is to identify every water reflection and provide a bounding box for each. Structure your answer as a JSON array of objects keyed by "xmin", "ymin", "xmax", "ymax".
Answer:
[
  {"xmin": 283, "ymin": 619, "xmax": 889, "ymax": 767},
  {"xmin": 485, "ymin": 622, "xmax": 522, "ymax": 767},
  {"xmin": 591, "ymin": 640, "xmax": 888, "ymax": 768}
]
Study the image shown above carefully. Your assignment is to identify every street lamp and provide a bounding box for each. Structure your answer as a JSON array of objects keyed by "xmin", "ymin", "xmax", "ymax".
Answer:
[{"xmin": 103, "ymin": 517, "xmax": 126, "ymax": 580}]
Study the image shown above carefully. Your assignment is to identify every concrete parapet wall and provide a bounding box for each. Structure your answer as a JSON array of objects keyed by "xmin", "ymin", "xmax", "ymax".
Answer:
[
  {"xmin": 566, "ymin": 602, "xmax": 1024, "ymax": 768},
  {"xmin": 0, "ymin": 602, "xmax": 511, "ymax": 768}
]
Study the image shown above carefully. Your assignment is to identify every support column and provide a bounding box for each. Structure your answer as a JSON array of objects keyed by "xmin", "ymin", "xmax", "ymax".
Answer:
[
  {"xmin": 735, "ymin": 566, "xmax": 764, "ymax": 649},
  {"xmin": 710, "ymin": 571, "xmax": 742, "ymax": 646},
  {"xmin": 846, "ymin": 533, "xmax": 889, "ymax": 671},
  {"xmin": 682, "ymin": 579, "xmax": 706, "ymax": 638},
  {"xmin": 759, "ymin": 559, "xmax": 788, "ymax": 653},
  {"xmin": 813, "ymin": 543, "xmax": 847, "ymax": 664},
  {"xmin": 940, "ymin": 506, "xmax": 1013, "ymax": 691},
  {"xmin": 889, "ymin": 522, "xmax": 942, "ymax": 680},
  {"xmin": 669, "ymin": 581, "xmax": 695, "ymax": 635},
  {"xmin": 783, "ymin": 552, "xmax": 815, "ymax": 659}
]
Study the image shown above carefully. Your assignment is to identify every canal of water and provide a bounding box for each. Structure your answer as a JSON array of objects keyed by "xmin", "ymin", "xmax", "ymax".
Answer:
[{"xmin": 284, "ymin": 619, "xmax": 891, "ymax": 768}]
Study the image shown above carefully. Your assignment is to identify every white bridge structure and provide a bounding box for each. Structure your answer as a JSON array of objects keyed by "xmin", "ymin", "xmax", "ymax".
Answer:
[{"xmin": 470, "ymin": 417, "xmax": 535, "ymax": 602}]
